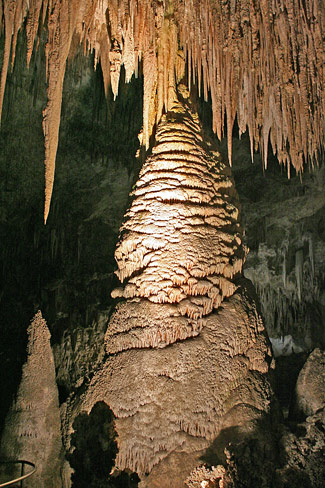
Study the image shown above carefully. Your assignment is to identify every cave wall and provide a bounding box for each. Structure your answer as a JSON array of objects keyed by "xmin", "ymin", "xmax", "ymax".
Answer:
[{"xmin": 232, "ymin": 140, "xmax": 325, "ymax": 353}]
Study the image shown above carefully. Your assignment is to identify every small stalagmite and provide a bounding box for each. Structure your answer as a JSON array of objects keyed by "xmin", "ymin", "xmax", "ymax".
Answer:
[
  {"xmin": 0, "ymin": 311, "xmax": 64, "ymax": 488},
  {"xmin": 0, "ymin": 1, "xmax": 323, "ymax": 485},
  {"xmin": 63, "ymin": 89, "xmax": 276, "ymax": 487}
]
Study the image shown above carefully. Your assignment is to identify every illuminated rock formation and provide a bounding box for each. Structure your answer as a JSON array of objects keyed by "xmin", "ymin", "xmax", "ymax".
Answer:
[
  {"xmin": 108, "ymin": 85, "xmax": 246, "ymax": 350},
  {"xmin": 185, "ymin": 465, "xmax": 226, "ymax": 488},
  {"xmin": 62, "ymin": 90, "xmax": 275, "ymax": 487},
  {"xmin": 0, "ymin": 0, "xmax": 323, "ymax": 221},
  {"xmin": 0, "ymin": 311, "xmax": 64, "ymax": 488}
]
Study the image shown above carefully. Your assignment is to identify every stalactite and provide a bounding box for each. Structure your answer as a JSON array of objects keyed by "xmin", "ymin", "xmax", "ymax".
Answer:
[
  {"xmin": 42, "ymin": 0, "xmax": 88, "ymax": 223},
  {"xmin": 0, "ymin": 0, "xmax": 323, "ymax": 220},
  {"xmin": 295, "ymin": 249, "xmax": 304, "ymax": 302},
  {"xmin": 26, "ymin": 0, "xmax": 44, "ymax": 68},
  {"xmin": 0, "ymin": 0, "xmax": 16, "ymax": 123}
]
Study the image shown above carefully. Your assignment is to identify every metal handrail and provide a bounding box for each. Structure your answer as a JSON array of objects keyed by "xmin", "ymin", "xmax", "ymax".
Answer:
[{"xmin": 0, "ymin": 460, "xmax": 36, "ymax": 487}]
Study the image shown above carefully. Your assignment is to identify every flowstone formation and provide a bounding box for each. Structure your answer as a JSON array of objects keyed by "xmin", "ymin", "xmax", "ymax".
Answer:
[
  {"xmin": 64, "ymin": 91, "xmax": 276, "ymax": 487},
  {"xmin": 0, "ymin": 1, "xmax": 324, "ymax": 486},
  {"xmin": 0, "ymin": 311, "xmax": 64, "ymax": 488}
]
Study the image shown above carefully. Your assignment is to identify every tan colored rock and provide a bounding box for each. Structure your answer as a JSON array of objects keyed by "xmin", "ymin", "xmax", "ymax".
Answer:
[
  {"xmin": 110, "ymin": 89, "xmax": 246, "ymax": 346},
  {"xmin": 185, "ymin": 464, "xmax": 226, "ymax": 488},
  {"xmin": 0, "ymin": 1, "xmax": 323, "ymax": 221},
  {"xmin": 60, "ymin": 91, "xmax": 276, "ymax": 487},
  {"xmin": 67, "ymin": 280, "xmax": 273, "ymax": 488},
  {"xmin": 0, "ymin": 311, "xmax": 64, "ymax": 488},
  {"xmin": 292, "ymin": 348, "xmax": 325, "ymax": 419}
]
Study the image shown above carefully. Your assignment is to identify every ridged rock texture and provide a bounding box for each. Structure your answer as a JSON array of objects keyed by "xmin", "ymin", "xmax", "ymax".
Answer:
[
  {"xmin": 109, "ymin": 85, "xmax": 246, "ymax": 350},
  {"xmin": 62, "ymin": 91, "xmax": 275, "ymax": 487},
  {"xmin": 0, "ymin": 0, "xmax": 324, "ymax": 222},
  {"xmin": 0, "ymin": 311, "xmax": 64, "ymax": 488},
  {"xmin": 291, "ymin": 348, "xmax": 325, "ymax": 419}
]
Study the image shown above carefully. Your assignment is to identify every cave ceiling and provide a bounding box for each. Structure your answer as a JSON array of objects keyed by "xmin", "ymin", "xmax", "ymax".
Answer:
[{"xmin": 0, "ymin": 0, "xmax": 324, "ymax": 222}]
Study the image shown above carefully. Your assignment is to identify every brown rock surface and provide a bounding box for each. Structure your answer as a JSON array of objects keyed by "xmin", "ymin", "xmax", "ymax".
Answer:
[
  {"xmin": 0, "ymin": 311, "xmax": 64, "ymax": 488},
  {"xmin": 62, "ymin": 91, "xmax": 276, "ymax": 487},
  {"xmin": 1, "ymin": 1, "xmax": 323, "ymax": 221},
  {"xmin": 292, "ymin": 348, "xmax": 325, "ymax": 419},
  {"xmin": 68, "ymin": 280, "xmax": 274, "ymax": 488},
  {"xmin": 275, "ymin": 410, "xmax": 325, "ymax": 488}
]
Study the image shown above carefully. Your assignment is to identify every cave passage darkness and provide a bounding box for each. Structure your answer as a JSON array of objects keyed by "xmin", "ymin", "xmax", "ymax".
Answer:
[{"xmin": 0, "ymin": 1, "xmax": 324, "ymax": 487}]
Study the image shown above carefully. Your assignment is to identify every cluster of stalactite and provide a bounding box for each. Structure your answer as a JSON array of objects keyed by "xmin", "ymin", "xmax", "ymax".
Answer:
[
  {"xmin": 107, "ymin": 85, "xmax": 245, "ymax": 351},
  {"xmin": 0, "ymin": 0, "xmax": 323, "ymax": 222}
]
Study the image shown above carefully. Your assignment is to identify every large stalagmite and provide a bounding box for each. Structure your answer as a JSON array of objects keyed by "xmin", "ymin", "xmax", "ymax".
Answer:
[
  {"xmin": 63, "ymin": 89, "xmax": 276, "ymax": 487},
  {"xmin": 0, "ymin": 311, "xmax": 64, "ymax": 488},
  {"xmin": 108, "ymin": 84, "xmax": 246, "ymax": 349}
]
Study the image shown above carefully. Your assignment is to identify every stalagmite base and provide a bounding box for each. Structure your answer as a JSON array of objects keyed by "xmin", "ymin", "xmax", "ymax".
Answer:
[{"xmin": 64, "ymin": 89, "xmax": 275, "ymax": 487}]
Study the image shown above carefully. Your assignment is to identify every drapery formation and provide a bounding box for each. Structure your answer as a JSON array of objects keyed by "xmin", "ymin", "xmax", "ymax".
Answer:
[{"xmin": 0, "ymin": 0, "xmax": 323, "ymax": 222}]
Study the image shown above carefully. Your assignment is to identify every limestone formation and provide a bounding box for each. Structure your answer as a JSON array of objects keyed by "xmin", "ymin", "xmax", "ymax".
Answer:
[
  {"xmin": 185, "ymin": 464, "xmax": 226, "ymax": 488},
  {"xmin": 67, "ymin": 279, "xmax": 274, "ymax": 487},
  {"xmin": 0, "ymin": 0, "xmax": 323, "ymax": 221},
  {"xmin": 108, "ymin": 86, "xmax": 246, "ymax": 350},
  {"xmin": 291, "ymin": 348, "xmax": 325, "ymax": 419},
  {"xmin": 62, "ymin": 92, "xmax": 276, "ymax": 487},
  {"xmin": 212, "ymin": 350, "xmax": 325, "ymax": 488},
  {"xmin": 275, "ymin": 409, "xmax": 325, "ymax": 487},
  {"xmin": 0, "ymin": 311, "xmax": 64, "ymax": 488},
  {"xmin": 0, "ymin": 2, "xmax": 323, "ymax": 485}
]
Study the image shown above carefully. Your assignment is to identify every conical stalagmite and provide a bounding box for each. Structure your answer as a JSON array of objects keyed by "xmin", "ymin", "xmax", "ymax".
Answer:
[
  {"xmin": 108, "ymin": 85, "xmax": 246, "ymax": 351},
  {"xmin": 63, "ymin": 89, "xmax": 276, "ymax": 487},
  {"xmin": 0, "ymin": 311, "xmax": 64, "ymax": 488}
]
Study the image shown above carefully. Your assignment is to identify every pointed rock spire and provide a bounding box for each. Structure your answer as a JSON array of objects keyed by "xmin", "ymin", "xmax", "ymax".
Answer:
[{"xmin": 0, "ymin": 311, "xmax": 64, "ymax": 488}]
